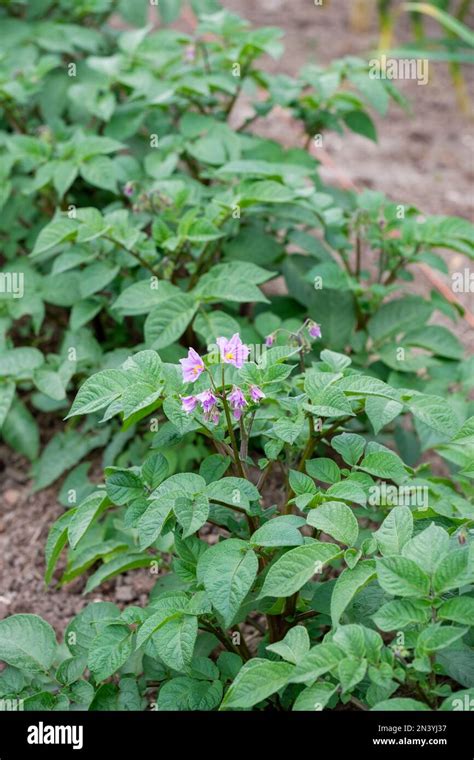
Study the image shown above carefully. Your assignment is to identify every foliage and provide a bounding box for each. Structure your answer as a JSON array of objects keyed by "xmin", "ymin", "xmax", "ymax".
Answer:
[{"xmin": 0, "ymin": 0, "xmax": 472, "ymax": 713}]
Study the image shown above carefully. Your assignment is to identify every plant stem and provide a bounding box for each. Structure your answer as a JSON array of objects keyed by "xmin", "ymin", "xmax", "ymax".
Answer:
[
  {"xmin": 220, "ymin": 366, "xmax": 245, "ymax": 478},
  {"xmin": 103, "ymin": 234, "xmax": 160, "ymax": 279}
]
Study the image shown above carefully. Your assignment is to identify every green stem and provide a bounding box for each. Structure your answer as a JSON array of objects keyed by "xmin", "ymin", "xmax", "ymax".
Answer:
[{"xmin": 220, "ymin": 365, "xmax": 245, "ymax": 478}]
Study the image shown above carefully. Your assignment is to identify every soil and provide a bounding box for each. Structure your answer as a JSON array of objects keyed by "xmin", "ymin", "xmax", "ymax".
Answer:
[
  {"xmin": 1, "ymin": 1, "xmax": 473, "ymax": 637},
  {"xmin": 0, "ymin": 446, "xmax": 156, "ymax": 634}
]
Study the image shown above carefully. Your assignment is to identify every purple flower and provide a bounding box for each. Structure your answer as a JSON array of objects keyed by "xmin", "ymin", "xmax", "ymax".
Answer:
[
  {"xmin": 249, "ymin": 385, "xmax": 265, "ymax": 403},
  {"xmin": 184, "ymin": 45, "xmax": 195, "ymax": 62},
  {"xmin": 180, "ymin": 348, "xmax": 205, "ymax": 383},
  {"xmin": 196, "ymin": 389, "xmax": 218, "ymax": 413},
  {"xmin": 123, "ymin": 182, "xmax": 134, "ymax": 198},
  {"xmin": 308, "ymin": 321, "xmax": 322, "ymax": 339},
  {"xmin": 181, "ymin": 395, "xmax": 198, "ymax": 414},
  {"xmin": 207, "ymin": 409, "xmax": 220, "ymax": 425},
  {"xmin": 265, "ymin": 334, "xmax": 274, "ymax": 347},
  {"xmin": 216, "ymin": 334, "xmax": 249, "ymax": 368},
  {"xmin": 228, "ymin": 385, "xmax": 247, "ymax": 420}
]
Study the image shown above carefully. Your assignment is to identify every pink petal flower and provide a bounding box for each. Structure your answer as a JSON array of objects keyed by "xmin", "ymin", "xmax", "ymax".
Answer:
[
  {"xmin": 249, "ymin": 385, "xmax": 265, "ymax": 403},
  {"xmin": 228, "ymin": 386, "xmax": 247, "ymax": 419},
  {"xmin": 206, "ymin": 409, "xmax": 220, "ymax": 425},
  {"xmin": 216, "ymin": 334, "xmax": 249, "ymax": 368},
  {"xmin": 265, "ymin": 334, "xmax": 274, "ymax": 347},
  {"xmin": 180, "ymin": 348, "xmax": 205, "ymax": 383},
  {"xmin": 181, "ymin": 395, "xmax": 198, "ymax": 414},
  {"xmin": 308, "ymin": 321, "xmax": 322, "ymax": 339},
  {"xmin": 196, "ymin": 389, "xmax": 218, "ymax": 413}
]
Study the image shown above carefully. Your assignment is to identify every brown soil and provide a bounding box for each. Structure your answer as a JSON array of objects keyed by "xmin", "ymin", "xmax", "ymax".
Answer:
[
  {"xmin": 0, "ymin": 447, "xmax": 156, "ymax": 635},
  {"xmin": 1, "ymin": 1, "xmax": 473, "ymax": 636}
]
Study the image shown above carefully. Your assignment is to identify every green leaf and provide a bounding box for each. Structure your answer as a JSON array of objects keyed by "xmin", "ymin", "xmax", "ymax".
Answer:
[
  {"xmin": 0, "ymin": 347, "xmax": 44, "ymax": 377},
  {"xmin": 136, "ymin": 595, "xmax": 189, "ymax": 648},
  {"xmin": 194, "ymin": 310, "xmax": 240, "ymax": 345},
  {"xmin": 367, "ymin": 296, "xmax": 432, "ymax": 343},
  {"xmin": 56, "ymin": 656, "xmax": 87, "ymax": 686},
  {"xmin": 372, "ymin": 599, "xmax": 430, "ymax": 632},
  {"xmin": 331, "ymin": 433, "xmax": 366, "ymax": 466},
  {"xmin": 66, "ymin": 369, "xmax": 129, "ymax": 418},
  {"xmin": 404, "ymin": 325, "xmax": 463, "ymax": 360},
  {"xmin": 250, "ymin": 516, "xmax": 305, "ymax": 548},
  {"xmin": 84, "ymin": 554, "xmax": 152, "ymax": 593},
  {"xmin": 0, "ymin": 381, "xmax": 15, "ymax": 429},
  {"xmin": 408, "ymin": 394, "xmax": 460, "ymax": 437},
  {"xmin": 438, "ymin": 597, "xmax": 474, "ymax": 625},
  {"xmin": 433, "ymin": 549, "xmax": 473, "ymax": 593},
  {"xmin": 306, "ymin": 458, "xmax": 341, "ymax": 484},
  {"xmin": 306, "ymin": 384, "xmax": 354, "ymax": 418},
  {"xmin": 220, "ymin": 659, "xmax": 293, "ymax": 709},
  {"xmin": 365, "ymin": 396, "xmax": 403, "ymax": 434},
  {"xmin": 331, "ymin": 560, "xmax": 377, "ymax": 626},
  {"xmin": 374, "ymin": 507, "xmax": 413, "ymax": 556},
  {"xmin": 273, "ymin": 417, "xmax": 304, "ymax": 444},
  {"xmin": 289, "ymin": 470, "xmax": 317, "ymax": 497},
  {"xmin": 68, "ymin": 492, "xmax": 111, "ymax": 549},
  {"xmin": 261, "ymin": 542, "xmax": 342, "ymax": 598},
  {"xmin": 158, "ymin": 0, "xmax": 183, "ymax": 24},
  {"xmin": 157, "ymin": 677, "xmax": 223, "ymax": 711},
  {"xmin": 3, "ymin": 399, "xmax": 39, "ymax": 461},
  {"xmin": 113, "ymin": 281, "xmax": 174, "ymax": 316},
  {"xmin": 343, "ymin": 110, "xmax": 377, "ymax": 141},
  {"xmin": 137, "ymin": 499, "xmax": 174, "ymax": 550},
  {"xmin": 106, "ymin": 468, "xmax": 143, "ymax": 505},
  {"xmin": 240, "ymin": 180, "xmax": 295, "ymax": 205},
  {"xmin": 293, "ymin": 681, "xmax": 338, "ymax": 711},
  {"xmin": 31, "ymin": 218, "xmax": 77, "ymax": 257},
  {"xmin": 203, "ymin": 539, "xmax": 258, "ymax": 627},
  {"xmin": 206, "ymin": 477, "xmax": 259, "ymax": 512},
  {"xmin": 371, "ymin": 698, "xmax": 430, "ymax": 711},
  {"xmin": 194, "ymin": 262, "xmax": 273, "ymax": 304},
  {"xmin": 267, "ymin": 626, "xmax": 310, "ymax": 665},
  {"xmin": 290, "ymin": 642, "xmax": 345, "ymax": 683},
  {"xmin": 175, "ymin": 494, "xmax": 210, "ymax": 538},
  {"xmin": 0, "ymin": 614, "xmax": 57, "ymax": 673},
  {"xmin": 152, "ymin": 614, "xmax": 198, "ymax": 671},
  {"xmin": 402, "ymin": 524, "xmax": 449, "ymax": 574},
  {"xmin": 145, "ymin": 294, "xmax": 197, "ymax": 349},
  {"xmin": 79, "ymin": 262, "xmax": 119, "ymax": 299},
  {"xmin": 199, "ymin": 454, "xmax": 231, "ymax": 484},
  {"xmin": 45, "ymin": 510, "xmax": 75, "ymax": 585},
  {"xmin": 88, "ymin": 624, "xmax": 133, "ymax": 681},
  {"xmin": 359, "ymin": 451, "xmax": 408, "ymax": 483},
  {"xmin": 324, "ymin": 480, "xmax": 367, "ymax": 507},
  {"xmin": 53, "ymin": 161, "xmax": 78, "ymax": 198},
  {"xmin": 33, "ymin": 429, "xmax": 107, "ymax": 491},
  {"xmin": 338, "ymin": 658, "xmax": 367, "ymax": 694},
  {"xmin": 416, "ymin": 624, "xmax": 468, "ymax": 654},
  {"xmin": 80, "ymin": 155, "xmax": 118, "ymax": 192},
  {"xmin": 141, "ymin": 453, "xmax": 169, "ymax": 490},
  {"xmin": 376, "ymin": 556, "xmax": 430, "ymax": 598},
  {"xmin": 34, "ymin": 368, "xmax": 66, "ymax": 401},
  {"xmin": 307, "ymin": 502, "xmax": 359, "ymax": 546}
]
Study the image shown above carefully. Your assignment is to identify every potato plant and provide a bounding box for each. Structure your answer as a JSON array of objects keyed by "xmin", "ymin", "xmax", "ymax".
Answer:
[{"xmin": 0, "ymin": 0, "xmax": 472, "ymax": 714}]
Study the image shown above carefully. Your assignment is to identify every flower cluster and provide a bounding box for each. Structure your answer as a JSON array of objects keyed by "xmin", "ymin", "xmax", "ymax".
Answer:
[
  {"xmin": 265, "ymin": 319, "xmax": 322, "ymax": 347},
  {"xmin": 179, "ymin": 334, "xmax": 264, "ymax": 424}
]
